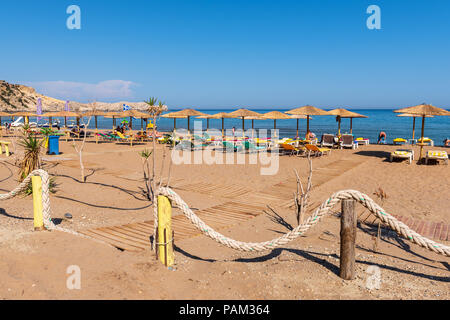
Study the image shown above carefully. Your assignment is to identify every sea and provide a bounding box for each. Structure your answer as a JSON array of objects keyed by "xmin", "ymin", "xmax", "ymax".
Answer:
[{"xmin": 3, "ymin": 109, "xmax": 449, "ymax": 146}]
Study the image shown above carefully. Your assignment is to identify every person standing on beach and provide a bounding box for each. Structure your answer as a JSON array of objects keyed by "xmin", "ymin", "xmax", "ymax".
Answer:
[{"xmin": 378, "ymin": 131, "xmax": 387, "ymax": 144}]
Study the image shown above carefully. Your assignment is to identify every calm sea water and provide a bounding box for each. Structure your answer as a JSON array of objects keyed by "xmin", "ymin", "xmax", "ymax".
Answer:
[{"xmin": 3, "ymin": 109, "xmax": 450, "ymax": 145}]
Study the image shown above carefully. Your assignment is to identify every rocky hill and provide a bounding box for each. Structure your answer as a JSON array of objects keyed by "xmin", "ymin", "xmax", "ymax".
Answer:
[{"xmin": 0, "ymin": 80, "xmax": 150, "ymax": 112}]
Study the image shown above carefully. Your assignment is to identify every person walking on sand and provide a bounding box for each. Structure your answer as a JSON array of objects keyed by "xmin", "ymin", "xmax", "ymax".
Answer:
[{"xmin": 378, "ymin": 131, "xmax": 387, "ymax": 144}]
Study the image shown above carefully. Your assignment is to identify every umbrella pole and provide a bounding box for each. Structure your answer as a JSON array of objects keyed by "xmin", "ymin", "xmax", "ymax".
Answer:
[
  {"xmin": 222, "ymin": 118, "xmax": 224, "ymax": 140},
  {"xmin": 350, "ymin": 118, "xmax": 353, "ymax": 134},
  {"xmin": 338, "ymin": 117, "xmax": 341, "ymax": 136},
  {"xmin": 95, "ymin": 116, "xmax": 98, "ymax": 144},
  {"xmin": 242, "ymin": 117, "xmax": 245, "ymax": 137},
  {"xmin": 419, "ymin": 116, "xmax": 425, "ymax": 162},
  {"xmin": 49, "ymin": 117, "xmax": 52, "ymax": 130},
  {"xmin": 207, "ymin": 119, "xmax": 209, "ymax": 131},
  {"xmin": 274, "ymin": 119, "xmax": 277, "ymax": 138},
  {"xmin": 296, "ymin": 119, "xmax": 299, "ymax": 139},
  {"xmin": 306, "ymin": 115, "xmax": 310, "ymax": 139},
  {"xmin": 412, "ymin": 117, "xmax": 416, "ymax": 141},
  {"xmin": 252, "ymin": 120, "xmax": 254, "ymax": 139}
]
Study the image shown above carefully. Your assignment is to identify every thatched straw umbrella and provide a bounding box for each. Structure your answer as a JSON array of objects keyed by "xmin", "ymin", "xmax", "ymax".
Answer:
[
  {"xmin": 327, "ymin": 108, "xmax": 368, "ymax": 135},
  {"xmin": 228, "ymin": 109, "xmax": 262, "ymax": 135},
  {"xmin": 288, "ymin": 114, "xmax": 308, "ymax": 138},
  {"xmin": 201, "ymin": 112, "xmax": 234, "ymax": 138},
  {"xmin": 11, "ymin": 111, "xmax": 38, "ymax": 125},
  {"xmin": 161, "ymin": 112, "xmax": 188, "ymax": 133},
  {"xmin": 44, "ymin": 111, "xmax": 81, "ymax": 128},
  {"xmin": 261, "ymin": 111, "xmax": 291, "ymax": 138},
  {"xmin": 286, "ymin": 105, "xmax": 330, "ymax": 137},
  {"xmin": 116, "ymin": 110, "xmax": 151, "ymax": 131},
  {"xmin": 166, "ymin": 109, "xmax": 208, "ymax": 134},
  {"xmin": 82, "ymin": 110, "xmax": 109, "ymax": 144},
  {"xmin": 104, "ymin": 112, "xmax": 123, "ymax": 131},
  {"xmin": 394, "ymin": 104, "xmax": 450, "ymax": 161},
  {"xmin": 396, "ymin": 113, "xmax": 434, "ymax": 141}
]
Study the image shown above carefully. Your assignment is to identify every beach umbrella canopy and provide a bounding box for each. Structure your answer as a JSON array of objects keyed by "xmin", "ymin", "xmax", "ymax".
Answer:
[
  {"xmin": 104, "ymin": 112, "xmax": 123, "ymax": 130},
  {"xmin": 327, "ymin": 108, "xmax": 368, "ymax": 135},
  {"xmin": 11, "ymin": 111, "xmax": 39, "ymax": 125},
  {"xmin": 286, "ymin": 105, "xmax": 330, "ymax": 136},
  {"xmin": 82, "ymin": 110, "xmax": 108, "ymax": 131},
  {"xmin": 394, "ymin": 104, "xmax": 450, "ymax": 160},
  {"xmin": 262, "ymin": 111, "xmax": 291, "ymax": 137},
  {"xmin": 44, "ymin": 111, "xmax": 81, "ymax": 128},
  {"xmin": 228, "ymin": 109, "xmax": 262, "ymax": 133},
  {"xmin": 397, "ymin": 113, "xmax": 433, "ymax": 141},
  {"xmin": 166, "ymin": 109, "xmax": 208, "ymax": 132},
  {"xmin": 202, "ymin": 112, "xmax": 234, "ymax": 137},
  {"xmin": 117, "ymin": 110, "xmax": 151, "ymax": 131},
  {"xmin": 162, "ymin": 112, "xmax": 189, "ymax": 132}
]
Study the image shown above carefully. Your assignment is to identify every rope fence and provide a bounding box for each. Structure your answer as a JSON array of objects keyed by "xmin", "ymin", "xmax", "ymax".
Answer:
[{"xmin": 1, "ymin": 170, "xmax": 448, "ymax": 258}]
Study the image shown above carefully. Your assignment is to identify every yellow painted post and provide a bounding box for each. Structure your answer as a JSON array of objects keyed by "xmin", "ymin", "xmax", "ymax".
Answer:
[
  {"xmin": 157, "ymin": 195, "xmax": 174, "ymax": 267},
  {"xmin": 31, "ymin": 176, "xmax": 45, "ymax": 231}
]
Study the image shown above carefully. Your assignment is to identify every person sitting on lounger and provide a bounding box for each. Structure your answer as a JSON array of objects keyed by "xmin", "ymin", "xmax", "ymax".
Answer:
[
  {"xmin": 377, "ymin": 131, "xmax": 387, "ymax": 144},
  {"xmin": 306, "ymin": 131, "xmax": 316, "ymax": 141}
]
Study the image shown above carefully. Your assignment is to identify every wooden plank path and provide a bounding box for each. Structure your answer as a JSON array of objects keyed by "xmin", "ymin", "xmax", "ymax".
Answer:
[
  {"xmin": 80, "ymin": 201, "xmax": 267, "ymax": 251},
  {"xmin": 358, "ymin": 210, "xmax": 449, "ymax": 242}
]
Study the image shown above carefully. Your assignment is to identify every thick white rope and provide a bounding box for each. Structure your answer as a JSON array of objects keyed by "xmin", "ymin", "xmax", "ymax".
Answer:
[{"xmin": 158, "ymin": 187, "xmax": 450, "ymax": 257}]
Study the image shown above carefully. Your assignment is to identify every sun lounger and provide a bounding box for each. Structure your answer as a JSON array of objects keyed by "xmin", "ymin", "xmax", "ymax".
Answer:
[
  {"xmin": 417, "ymin": 137, "xmax": 434, "ymax": 146},
  {"xmin": 393, "ymin": 138, "xmax": 407, "ymax": 145},
  {"xmin": 321, "ymin": 134, "xmax": 335, "ymax": 148},
  {"xmin": 355, "ymin": 137, "xmax": 370, "ymax": 145},
  {"xmin": 243, "ymin": 140, "xmax": 267, "ymax": 152},
  {"xmin": 390, "ymin": 149, "xmax": 414, "ymax": 164},
  {"xmin": 425, "ymin": 150, "xmax": 448, "ymax": 165},
  {"xmin": 175, "ymin": 140, "xmax": 194, "ymax": 150},
  {"xmin": 280, "ymin": 143, "xmax": 303, "ymax": 156},
  {"xmin": 341, "ymin": 134, "xmax": 358, "ymax": 149},
  {"xmin": 116, "ymin": 131, "xmax": 134, "ymax": 146},
  {"xmin": 222, "ymin": 141, "xmax": 243, "ymax": 152},
  {"xmin": 305, "ymin": 144, "xmax": 331, "ymax": 156}
]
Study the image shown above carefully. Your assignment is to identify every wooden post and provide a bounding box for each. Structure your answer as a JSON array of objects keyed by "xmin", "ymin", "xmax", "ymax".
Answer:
[
  {"xmin": 340, "ymin": 199, "xmax": 356, "ymax": 280},
  {"xmin": 157, "ymin": 195, "xmax": 174, "ymax": 267},
  {"xmin": 32, "ymin": 176, "xmax": 45, "ymax": 231}
]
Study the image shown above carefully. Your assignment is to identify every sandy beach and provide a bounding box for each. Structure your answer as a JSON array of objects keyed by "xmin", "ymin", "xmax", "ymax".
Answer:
[{"xmin": 0, "ymin": 133, "xmax": 448, "ymax": 300}]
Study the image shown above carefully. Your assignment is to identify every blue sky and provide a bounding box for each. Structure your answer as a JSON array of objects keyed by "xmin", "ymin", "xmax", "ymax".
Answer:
[{"xmin": 1, "ymin": 0, "xmax": 449, "ymax": 109}]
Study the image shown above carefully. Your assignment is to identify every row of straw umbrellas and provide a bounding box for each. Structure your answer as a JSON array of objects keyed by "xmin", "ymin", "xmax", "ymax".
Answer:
[{"xmin": 161, "ymin": 106, "xmax": 370, "ymax": 138}]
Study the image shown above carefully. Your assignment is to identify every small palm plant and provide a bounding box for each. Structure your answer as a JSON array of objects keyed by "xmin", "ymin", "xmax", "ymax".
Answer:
[
  {"xmin": 139, "ymin": 148, "xmax": 153, "ymax": 201},
  {"xmin": 18, "ymin": 132, "xmax": 43, "ymax": 182}
]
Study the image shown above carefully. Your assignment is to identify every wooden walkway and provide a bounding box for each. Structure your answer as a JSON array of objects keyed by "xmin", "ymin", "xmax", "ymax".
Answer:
[
  {"xmin": 79, "ymin": 201, "xmax": 267, "ymax": 251},
  {"xmin": 80, "ymin": 158, "xmax": 368, "ymax": 251},
  {"xmin": 359, "ymin": 210, "xmax": 449, "ymax": 242}
]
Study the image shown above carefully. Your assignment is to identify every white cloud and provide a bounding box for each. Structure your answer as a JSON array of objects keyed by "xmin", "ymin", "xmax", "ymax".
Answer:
[{"xmin": 28, "ymin": 80, "xmax": 137, "ymax": 102}]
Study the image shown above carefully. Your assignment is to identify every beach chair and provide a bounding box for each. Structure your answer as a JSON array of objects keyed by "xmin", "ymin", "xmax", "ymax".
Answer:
[
  {"xmin": 425, "ymin": 150, "xmax": 448, "ymax": 165},
  {"xmin": 341, "ymin": 134, "xmax": 358, "ymax": 149},
  {"xmin": 321, "ymin": 134, "xmax": 335, "ymax": 148},
  {"xmin": 0, "ymin": 140, "xmax": 11, "ymax": 157},
  {"xmin": 116, "ymin": 131, "xmax": 134, "ymax": 146},
  {"xmin": 355, "ymin": 137, "xmax": 370, "ymax": 146},
  {"xmin": 390, "ymin": 149, "xmax": 414, "ymax": 164},
  {"xmin": 417, "ymin": 137, "xmax": 434, "ymax": 146},
  {"xmin": 305, "ymin": 144, "xmax": 331, "ymax": 157},
  {"xmin": 243, "ymin": 140, "xmax": 267, "ymax": 153},
  {"xmin": 393, "ymin": 138, "xmax": 407, "ymax": 145},
  {"xmin": 97, "ymin": 132, "xmax": 114, "ymax": 141},
  {"xmin": 222, "ymin": 141, "xmax": 242, "ymax": 152},
  {"xmin": 280, "ymin": 143, "xmax": 303, "ymax": 156},
  {"xmin": 175, "ymin": 140, "xmax": 194, "ymax": 150}
]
